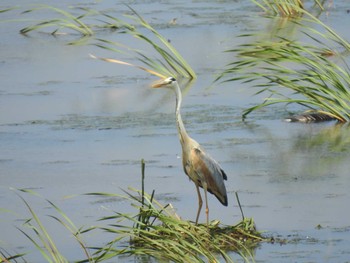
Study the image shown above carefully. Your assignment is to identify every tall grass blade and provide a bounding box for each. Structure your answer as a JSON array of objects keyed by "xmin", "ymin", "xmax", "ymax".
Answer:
[
  {"xmin": 127, "ymin": 5, "xmax": 196, "ymax": 79},
  {"xmin": 15, "ymin": 192, "xmax": 68, "ymax": 263},
  {"xmin": 0, "ymin": 249, "xmax": 26, "ymax": 263},
  {"xmin": 19, "ymin": 5, "xmax": 93, "ymax": 36},
  {"xmin": 94, "ymin": 6, "xmax": 196, "ymax": 80},
  {"xmin": 13, "ymin": 4, "xmax": 195, "ymax": 78},
  {"xmin": 89, "ymin": 54, "xmax": 167, "ymax": 78},
  {"xmin": 251, "ymin": 0, "xmax": 323, "ymax": 17},
  {"xmin": 218, "ymin": 8, "xmax": 350, "ymax": 122},
  {"xmin": 46, "ymin": 200, "xmax": 92, "ymax": 262}
]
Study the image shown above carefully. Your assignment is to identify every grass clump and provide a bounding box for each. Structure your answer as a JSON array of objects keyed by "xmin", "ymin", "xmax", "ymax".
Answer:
[
  {"xmin": 84, "ymin": 160, "xmax": 264, "ymax": 263},
  {"xmin": 3, "ymin": 160, "xmax": 265, "ymax": 263},
  {"xmin": 89, "ymin": 189, "xmax": 262, "ymax": 263},
  {"xmin": 217, "ymin": 10, "xmax": 350, "ymax": 122},
  {"xmin": 7, "ymin": 189, "xmax": 91, "ymax": 263},
  {"xmin": 18, "ymin": 5, "xmax": 132, "ymax": 36},
  {"xmin": 92, "ymin": 5, "xmax": 196, "ymax": 80},
  {"xmin": 252, "ymin": 0, "xmax": 324, "ymax": 17},
  {"xmin": 14, "ymin": 4, "xmax": 196, "ymax": 79},
  {"xmin": 19, "ymin": 5, "xmax": 95, "ymax": 36}
]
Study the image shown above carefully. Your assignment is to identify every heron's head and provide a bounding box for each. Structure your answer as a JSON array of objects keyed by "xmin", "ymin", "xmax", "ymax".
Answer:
[{"xmin": 152, "ymin": 77, "xmax": 177, "ymax": 89}]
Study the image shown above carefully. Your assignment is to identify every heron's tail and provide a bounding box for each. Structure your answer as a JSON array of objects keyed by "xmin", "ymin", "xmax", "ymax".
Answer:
[{"xmin": 209, "ymin": 188, "xmax": 228, "ymax": 206}]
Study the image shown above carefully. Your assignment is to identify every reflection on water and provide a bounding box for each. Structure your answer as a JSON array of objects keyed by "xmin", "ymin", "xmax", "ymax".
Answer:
[
  {"xmin": 292, "ymin": 122, "xmax": 350, "ymax": 153},
  {"xmin": 1, "ymin": 1, "xmax": 350, "ymax": 262}
]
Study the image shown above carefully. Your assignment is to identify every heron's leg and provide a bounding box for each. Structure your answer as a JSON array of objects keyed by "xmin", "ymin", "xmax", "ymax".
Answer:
[
  {"xmin": 195, "ymin": 184, "xmax": 202, "ymax": 225},
  {"xmin": 203, "ymin": 185, "xmax": 209, "ymax": 226}
]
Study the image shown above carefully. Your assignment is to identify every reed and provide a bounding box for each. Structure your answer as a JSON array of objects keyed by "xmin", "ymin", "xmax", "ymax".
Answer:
[
  {"xmin": 217, "ymin": 11, "xmax": 350, "ymax": 122},
  {"xmin": 94, "ymin": 6, "xmax": 196, "ymax": 79},
  {"xmin": 0, "ymin": 160, "xmax": 270, "ymax": 263},
  {"xmin": 16, "ymin": 4, "xmax": 195, "ymax": 79},
  {"xmin": 5, "ymin": 189, "xmax": 91, "ymax": 263},
  {"xmin": 85, "ymin": 189, "xmax": 261, "ymax": 262},
  {"xmin": 19, "ymin": 5, "xmax": 94, "ymax": 36},
  {"xmin": 3, "ymin": 161, "xmax": 265, "ymax": 263},
  {"xmin": 83, "ymin": 160, "xmax": 263, "ymax": 263},
  {"xmin": 252, "ymin": 0, "xmax": 324, "ymax": 17},
  {"xmin": 15, "ymin": 189, "xmax": 69, "ymax": 263}
]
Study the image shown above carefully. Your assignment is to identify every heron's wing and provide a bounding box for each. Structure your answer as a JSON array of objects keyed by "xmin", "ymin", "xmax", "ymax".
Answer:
[{"xmin": 190, "ymin": 147, "xmax": 228, "ymax": 206}]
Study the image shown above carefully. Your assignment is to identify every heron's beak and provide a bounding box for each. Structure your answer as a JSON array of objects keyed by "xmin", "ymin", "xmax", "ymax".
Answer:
[{"xmin": 151, "ymin": 78, "xmax": 169, "ymax": 88}]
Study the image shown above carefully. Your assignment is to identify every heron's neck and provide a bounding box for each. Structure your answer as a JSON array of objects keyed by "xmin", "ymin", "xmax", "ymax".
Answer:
[{"xmin": 173, "ymin": 82, "xmax": 190, "ymax": 145}]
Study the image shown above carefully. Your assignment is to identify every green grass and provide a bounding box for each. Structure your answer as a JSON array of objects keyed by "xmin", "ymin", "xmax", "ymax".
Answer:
[
  {"xmin": 14, "ymin": 4, "xmax": 196, "ymax": 79},
  {"xmin": 217, "ymin": 9, "xmax": 350, "ymax": 122},
  {"xmin": 18, "ymin": 5, "xmax": 131, "ymax": 37},
  {"xmin": 82, "ymin": 160, "xmax": 263, "ymax": 262},
  {"xmin": 93, "ymin": 5, "xmax": 196, "ymax": 80},
  {"xmin": 15, "ymin": 191, "xmax": 69, "ymax": 263},
  {"xmin": 12, "ymin": 189, "xmax": 91, "ymax": 263},
  {"xmin": 2, "ymin": 160, "xmax": 265, "ymax": 263},
  {"xmin": 252, "ymin": 0, "xmax": 324, "ymax": 17},
  {"xmin": 84, "ymin": 189, "xmax": 262, "ymax": 263},
  {"xmin": 19, "ymin": 5, "xmax": 95, "ymax": 36}
]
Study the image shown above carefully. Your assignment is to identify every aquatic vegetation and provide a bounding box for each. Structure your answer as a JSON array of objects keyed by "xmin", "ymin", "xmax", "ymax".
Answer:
[
  {"xmin": 2, "ymin": 161, "xmax": 264, "ymax": 263},
  {"xmin": 11, "ymin": 189, "xmax": 90, "ymax": 263},
  {"xmin": 217, "ymin": 10, "xmax": 350, "ymax": 122},
  {"xmin": 84, "ymin": 190, "xmax": 261, "ymax": 263},
  {"xmin": 93, "ymin": 6, "xmax": 196, "ymax": 80},
  {"xmin": 252, "ymin": 0, "xmax": 324, "ymax": 17},
  {"xmin": 0, "ymin": 250, "xmax": 25, "ymax": 263},
  {"xmin": 19, "ymin": 5, "xmax": 96, "ymax": 36},
  {"xmin": 18, "ymin": 5, "xmax": 133, "ymax": 37},
  {"xmin": 77, "ymin": 160, "xmax": 263, "ymax": 262},
  {"xmin": 14, "ymin": 4, "xmax": 195, "ymax": 79}
]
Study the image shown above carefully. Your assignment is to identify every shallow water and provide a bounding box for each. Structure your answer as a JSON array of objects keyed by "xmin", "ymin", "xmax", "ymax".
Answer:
[{"xmin": 1, "ymin": 1, "xmax": 350, "ymax": 262}]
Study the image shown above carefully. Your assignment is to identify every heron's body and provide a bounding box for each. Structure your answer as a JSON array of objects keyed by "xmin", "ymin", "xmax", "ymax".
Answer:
[
  {"xmin": 153, "ymin": 77, "xmax": 228, "ymax": 224},
  {"xmin": 182, "ymin": 139, "xmax": 228, "ymax": 204}
]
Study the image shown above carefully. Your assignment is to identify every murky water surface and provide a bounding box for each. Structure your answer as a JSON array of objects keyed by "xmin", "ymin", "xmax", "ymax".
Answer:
[{"xmin": 1, "ymin": 1, "xmax": 350, "ymax": 262}]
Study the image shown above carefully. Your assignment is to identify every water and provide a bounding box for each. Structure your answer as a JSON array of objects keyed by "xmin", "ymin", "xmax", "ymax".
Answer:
[{"xmin": 1, "ymin": 1, "xmax": 350, "ymax": 262}]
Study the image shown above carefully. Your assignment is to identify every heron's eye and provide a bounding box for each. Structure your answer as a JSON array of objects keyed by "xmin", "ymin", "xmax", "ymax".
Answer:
[{"xmin": 169, "ymin": 77, "xmax": 176, "ymax": 82}]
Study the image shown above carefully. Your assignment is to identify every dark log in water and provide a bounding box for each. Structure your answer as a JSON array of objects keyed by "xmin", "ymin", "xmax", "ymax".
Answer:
[{"xmin": 285, "ymin": 112, "xmax": 337, "ymax": 123}]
